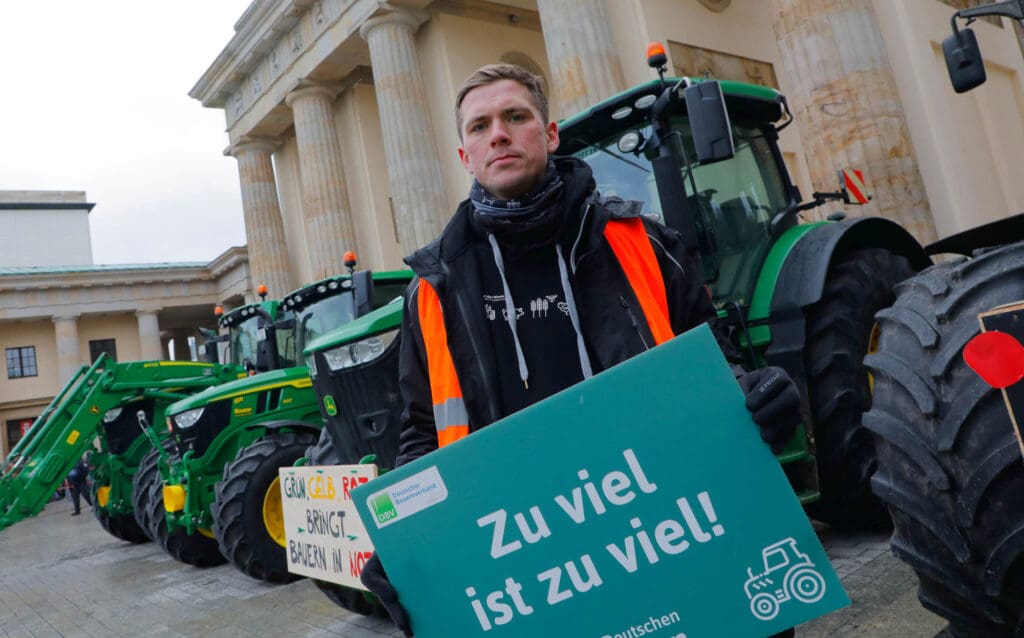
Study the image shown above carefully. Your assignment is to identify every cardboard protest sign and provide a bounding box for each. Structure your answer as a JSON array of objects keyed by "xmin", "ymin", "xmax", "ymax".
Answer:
[
  {"xmin": 353, "ymin": 325, "xmax": 848, "ymax": 637},
  {"xmin": 976, "ymin": 301, "xmax": 1024, "ymax": 457},
  {"xmin": 279, "ymin": 464, "xmax": 376, "ymax": 588}
]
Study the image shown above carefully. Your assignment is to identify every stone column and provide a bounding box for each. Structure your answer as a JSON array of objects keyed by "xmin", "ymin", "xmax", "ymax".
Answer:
[
  {"xmin": 360, "ymin": 11, "xmax": 448, "ymax": 255},
  {"xmin": 171, "ymin": 330, "xmax": 193, "ymax": 361},
  {"xmin": 53, "ymin": 315, "xmax": 81, "ymax": 384},
  {"xmin": 771, "ymin": 0, "xmax": 937, "ymax": 243},
  {"xmin": 136, "ymin": 310, "xmax": 163, "ymax": 361},
  {"xmin": 285, "ymin": 84, "xmax": 357, "ymax": 278},
  {"xmin": 537, "ymin": 0, "xmax": 626, "ymax": 118},
  {"xmin": 230, "ymin": 140, "xmax": 294, "ymax": 298}
]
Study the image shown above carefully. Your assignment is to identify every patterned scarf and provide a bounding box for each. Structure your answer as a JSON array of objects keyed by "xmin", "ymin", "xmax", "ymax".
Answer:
[{"xmin": 469, "ymin": 161, "xmax": 563, "ymax": 222}]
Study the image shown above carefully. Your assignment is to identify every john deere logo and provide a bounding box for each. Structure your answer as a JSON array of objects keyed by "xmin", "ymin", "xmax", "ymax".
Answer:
[
  {"xmin": 323, "ymin": 395, "xmax": 338, "ymax": 416},
  {"xmin": 370, "ymin": 493, "xmax": 398, "ymax": 524}
]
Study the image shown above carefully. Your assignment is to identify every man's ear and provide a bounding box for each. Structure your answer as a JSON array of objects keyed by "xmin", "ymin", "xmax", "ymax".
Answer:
[
  {"xmin": 458, "ymin": 146, "xmax": 473, "ymax": 174},
  {"xmin": 546, "ymin": 120, "xmax": 560, "ymax": 154}
]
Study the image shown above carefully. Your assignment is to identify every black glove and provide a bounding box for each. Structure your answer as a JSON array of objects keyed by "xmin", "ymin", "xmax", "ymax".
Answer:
[
  {"xmin": 361, "ymin": 553, "xmax": 413, "ymax": 637},
  {"xmin": 738, "ymin": 366, "xmax": 801, "ymax": 454}
]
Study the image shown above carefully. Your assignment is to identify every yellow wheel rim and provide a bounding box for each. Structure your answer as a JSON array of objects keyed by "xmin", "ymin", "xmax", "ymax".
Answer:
[
  {"xmin": 867, "ymin": 322, "xmax": 882, "ymax": 393},
  {"xmin": 263, "ymin": 476, "xmax": 286, "ymax": 548},
  {"xmin": 197, "ymin": 527, "xmax": 216, "ymax": 539}
]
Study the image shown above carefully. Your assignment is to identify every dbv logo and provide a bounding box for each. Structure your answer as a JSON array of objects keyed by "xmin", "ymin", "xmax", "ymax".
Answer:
[{"xmin": 371, "ymin": 492, "xmax": 398, "ymax": 524}]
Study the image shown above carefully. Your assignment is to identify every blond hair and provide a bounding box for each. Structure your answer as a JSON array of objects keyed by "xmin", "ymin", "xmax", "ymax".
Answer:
[{"xmin": 455, "ymin": 64, "xmax": 548, "ymax": 139}]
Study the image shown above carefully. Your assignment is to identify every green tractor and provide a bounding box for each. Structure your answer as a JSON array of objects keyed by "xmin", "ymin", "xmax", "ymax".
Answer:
[
  {"xmin": 300, "ymin": 50, "xmax": 939, "ymax": 615},
  {"xmin": 865, "ymin": 2, "xmax": 1024, "ymax": 635},
  {"xmin": 151, "ymin": 267, "xmax": 411, "ymax": 581},
  {"xmin": 0, "ymin": 356, "xmax": 243, "ymax": 541}
]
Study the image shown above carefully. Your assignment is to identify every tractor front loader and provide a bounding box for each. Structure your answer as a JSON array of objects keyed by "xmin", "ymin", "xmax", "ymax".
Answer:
[{"xmin": 0, "ymin": 355, "xmax": 241, "ymax": 541}]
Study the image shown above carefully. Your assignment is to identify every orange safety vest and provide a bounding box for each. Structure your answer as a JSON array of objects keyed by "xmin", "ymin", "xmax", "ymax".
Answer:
[{"xmin": 417, "ymin": 217, "xmax": 673, "ymax": 448}]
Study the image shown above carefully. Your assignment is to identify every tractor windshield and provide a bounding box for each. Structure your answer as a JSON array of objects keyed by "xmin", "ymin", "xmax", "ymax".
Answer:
[
  {"xmin": 294, "ymin": 292, "xmax": 356, "ymax": 355},
  {"xmin": 229, "ymin": 316, "xmax": 262, "ymax": 368},
  {"xmin": 226, "ymin": 309, "xmax": 296, "ymax": 369},
  {"xmin": 572, "ymin": 116, "xmax": 790, "ymax": 308}
]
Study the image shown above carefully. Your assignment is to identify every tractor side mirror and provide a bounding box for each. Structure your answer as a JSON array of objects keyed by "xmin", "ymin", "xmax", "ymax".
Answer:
[
  {"xmin": 943, "ymin": 27, "xmax": 987, "ymax": 93},
  {"xmin": 197, "ymin": 327, "xmax": 226, "ymax": 364},
  {"xmin": 256, "ymin": 337, "xmax": 275, "ymax": 372},
  {"xmin": 683, "ymin": 81, "xmax": 735, "ymax": 164},
  {"xmin": 352, "ymin": 270, "xmax": 374, "ymax": 318}
]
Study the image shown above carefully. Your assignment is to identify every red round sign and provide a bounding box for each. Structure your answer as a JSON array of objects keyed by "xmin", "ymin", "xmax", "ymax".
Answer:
[{"xmin": 963, "ymin": 330, "xmax": 1024, "ymax": 389}]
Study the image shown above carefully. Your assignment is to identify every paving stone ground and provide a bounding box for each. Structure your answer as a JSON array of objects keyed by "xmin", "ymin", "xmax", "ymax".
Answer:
[{"xmin": 0, "ymin": 499, "xmax": 947, "ymax": 637}]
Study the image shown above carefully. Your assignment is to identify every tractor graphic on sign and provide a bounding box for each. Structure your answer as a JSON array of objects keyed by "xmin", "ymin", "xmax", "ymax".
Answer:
[{"xmin": 744, "ymin": 538, "xmax": 826, "ymax": 621}]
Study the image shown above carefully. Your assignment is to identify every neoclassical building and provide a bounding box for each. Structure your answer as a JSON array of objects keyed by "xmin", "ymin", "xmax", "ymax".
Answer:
[
  {"xmin": 0, "ymin": 191, "xmax": 250, "ymax": 456},
  {"xmin": 192, "ymin": 0, "xmax": 1024, "ymax": 292}
]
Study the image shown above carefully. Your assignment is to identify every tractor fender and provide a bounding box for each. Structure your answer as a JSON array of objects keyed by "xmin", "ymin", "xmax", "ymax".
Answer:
[
  {"xmin": 925, "ymin": 210, "xmax": 1024, "ymax": 256},
  {"xmin": 244, "ymin": 419, "xmax": 323, "ymax": 438},
  {"xmin": 763, "ymin": 216, "xmax": 930, "ymax": 415}
]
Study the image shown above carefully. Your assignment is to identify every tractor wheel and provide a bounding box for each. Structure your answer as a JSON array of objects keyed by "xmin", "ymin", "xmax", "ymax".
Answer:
[
  {"xmin": 91, "ymin": 481, "xmax": 149, "ymax": 544},
  {"xmin": 305, "ymin": 429, "xmax": 388, "ymax": 617},
  {"xmin": 865, "ymin": 242, "xmax": 1024, "ymax": 637},
  {"xmin": 212, "ymin": 430, "xmax": 319, "ymax": 582},
  {"xmin": 802, "ymin": 248, "xmax": 914, "ymax": 530},
  {"xmin": 147, "ymin": 476, "xmax": 226, "ymax": 567},
  {"xmin": 751, "ymin": 592, "xmax": 779, "ymax": 621},
  {"xmin": 131, "ymin": 442, "xmax": 171, "ymax": 541}
]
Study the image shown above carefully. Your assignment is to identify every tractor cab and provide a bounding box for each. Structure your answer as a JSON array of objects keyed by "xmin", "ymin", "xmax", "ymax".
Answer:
[
  {"xmin": 222, "ymin": 300, "xmax": 294, "ymax": 373},
  {"xmin": 557, "ymin": 77, "xmax": 800, "ymax": 310},
  {"xmin": 198, "ymin": 290, "xmax": 294, "ymax": 374},
  {"xmin": 280, "ymin": 256, "xmax": 405, "ymax": 361}
]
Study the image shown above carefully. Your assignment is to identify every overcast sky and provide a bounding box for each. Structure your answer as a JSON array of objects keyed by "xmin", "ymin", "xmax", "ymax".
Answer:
[{"xmin": 0, "ymin": 2, "xmax": 255, "ymax": 265}]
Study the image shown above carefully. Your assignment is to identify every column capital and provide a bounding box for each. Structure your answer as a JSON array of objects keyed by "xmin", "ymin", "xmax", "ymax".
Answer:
[
  {"xmin": 135, "ymin": 307, "xmax": 162, "ymax": 317},
  {"xmin": 359, "ymin": 7, "xmax": 427, "ymax": 40},
  {"xmin": 229, "ymin": 137, "xmax": 281, "ymax": 157},
  {"xmin": 52, "ymin": 314, "xmax": 80, "ymax": 324},
  {"xmin": 285, "ymin": 82, "xmax": 341, "ymax": 108}
]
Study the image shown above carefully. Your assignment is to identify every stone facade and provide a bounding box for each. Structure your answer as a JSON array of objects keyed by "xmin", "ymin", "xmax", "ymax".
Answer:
[{"xmin": 192, "ymin": 0, "xmax": 1024, "ymax": 285}]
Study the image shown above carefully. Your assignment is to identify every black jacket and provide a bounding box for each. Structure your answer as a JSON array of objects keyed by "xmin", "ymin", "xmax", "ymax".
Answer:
[{"xmin": 397, "ymin": 156, "xmax": 738, "ymax": 466}]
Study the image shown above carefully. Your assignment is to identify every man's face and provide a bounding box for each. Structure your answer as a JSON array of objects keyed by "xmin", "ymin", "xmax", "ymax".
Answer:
[{"xmin": 458, "ymin": 79, "xmax": 560, "ymax": 200}]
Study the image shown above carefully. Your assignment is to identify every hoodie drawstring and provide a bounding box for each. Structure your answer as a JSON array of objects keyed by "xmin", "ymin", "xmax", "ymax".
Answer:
[
  {"xmin": 556, "ymin": 244, "xmax": 593, "ymax": 380},
  {"xmin": 487, "ymin": 233, "xmax": 593, "ymax": 389}
]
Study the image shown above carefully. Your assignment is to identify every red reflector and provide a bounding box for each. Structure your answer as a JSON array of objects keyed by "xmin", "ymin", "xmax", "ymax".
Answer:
[{"xmin": 963, "ymin": 330, "xmax": 1024, "ymax": 389}]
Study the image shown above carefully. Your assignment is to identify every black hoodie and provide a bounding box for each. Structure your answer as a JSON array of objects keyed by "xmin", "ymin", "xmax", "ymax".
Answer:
[{"xmin": 398, "ymin": 156, "xmax": 738, "ymax": 466}]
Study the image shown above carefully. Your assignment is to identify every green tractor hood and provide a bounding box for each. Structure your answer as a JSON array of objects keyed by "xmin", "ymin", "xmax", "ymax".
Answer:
[
  {"xmin": 303, "ymin": 296, "xmax": 404, "ymax": 357},
  {"xmin": 166, "ymin": 365, "xmax": 313, "ymax": 417}
]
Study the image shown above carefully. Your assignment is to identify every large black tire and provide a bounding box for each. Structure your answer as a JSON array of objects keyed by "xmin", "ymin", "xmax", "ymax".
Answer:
[
  {"xmin": 91, "ymin": 481, "xmax": 150, "ymax": 544},
  {"xmin": 802, "ymin": 248, "xmax": 914, "ymax": 530},
  {"xmin": 131, "ymin": 442, "xmax": 172, "ymax": 541},
  {"xmin": 212, "ymin": 430, "xmax": 319, "ymax": 582},
  {"xmin": 305, "ymin": 429, "xmax": 388, "ymax": 617},
  {"xmin": 147, "ymin": 475, "xmax": 226, "ymax": 567},
  {"xmin": 866, "ymin": 242, "xmax": 1024, "ymax": 636}
]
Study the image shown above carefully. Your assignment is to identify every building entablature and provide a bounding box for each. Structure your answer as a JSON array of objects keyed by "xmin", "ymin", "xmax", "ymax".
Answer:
[{"xmin": 190, "ymin": 0, "xmax": 433, "ymax": 144}]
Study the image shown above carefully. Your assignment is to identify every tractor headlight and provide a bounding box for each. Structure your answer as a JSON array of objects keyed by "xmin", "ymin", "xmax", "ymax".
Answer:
[
  {"xmin": 102, "ymin": 407, "xmax": 123, "ymax": 424},
  {"xmin": 322, "ymin": 330, "xmax": 397, "ymax": 372},
  {"xmin": 306, "ymin": 354, "xmax": 318, "ymax": 380},
  {"xmin": 173, "ymin": 407, "xmax": 205, "ymax": 429}
]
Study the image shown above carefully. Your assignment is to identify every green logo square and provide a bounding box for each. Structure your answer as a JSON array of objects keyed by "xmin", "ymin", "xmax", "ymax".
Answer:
[{"xmin": 371, "ymin": 492, "xmax": 397, "ymax": 524}]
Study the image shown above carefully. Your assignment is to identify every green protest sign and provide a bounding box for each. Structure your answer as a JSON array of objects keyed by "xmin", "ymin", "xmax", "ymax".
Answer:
[{"xmin": 353, "ymin": 325, "xmax": 848, "ymax": 637}]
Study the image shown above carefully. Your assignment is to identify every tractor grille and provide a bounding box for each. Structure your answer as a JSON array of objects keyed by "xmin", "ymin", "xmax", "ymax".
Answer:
[
  {"xmin": 173, "ymin": 399, "xmax": 231, "ymax": 458},
  {"xmin": 312, "ymin": 337, "xmax": 402, "ymax": 468},
  {"xmin": 101, "ymin": 399, "xmax": 154, "ymax": 456}
]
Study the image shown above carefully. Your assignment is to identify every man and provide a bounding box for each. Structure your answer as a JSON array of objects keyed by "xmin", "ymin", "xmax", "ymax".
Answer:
[
  {"xmin": 362, "ymin": 64, "xmax": 800, "ymax": 637},
  {"xmin": 68, "ymin": 455, "xmax": 92, "ymax": 516}
]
